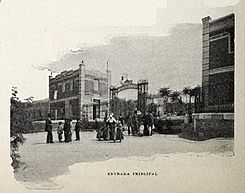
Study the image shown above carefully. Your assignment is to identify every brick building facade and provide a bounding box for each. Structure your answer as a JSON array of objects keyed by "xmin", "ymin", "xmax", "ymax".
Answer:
[
  {"xmin": 202, "ymin": 14, "xmax": 234, "ymax": 113},
  {"xmin": 49, "ymin": 61, "xmax": 111, "ymax": 120},
  {"xmin": 189, "ymin": 14, "xmax": 235, "ymax": 140}
]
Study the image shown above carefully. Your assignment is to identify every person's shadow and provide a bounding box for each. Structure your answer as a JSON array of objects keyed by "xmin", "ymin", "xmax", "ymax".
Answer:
[{"xmin": 32, "ymin": 142, "xmax": 56, "ymax": 145}]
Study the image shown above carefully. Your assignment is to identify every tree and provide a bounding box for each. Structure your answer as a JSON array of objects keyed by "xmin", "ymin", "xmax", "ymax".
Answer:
[
  {"xmin": 182, "ymin": 86, "xmax": 191, "ymax": 103},
  {"xmin": 159, "ymin": 87, "xmax": 171, "ymax": 100},
  {"xmin": 146, "ymin": 102, "xmax": 157, "ymax": 116},
  {"xmin": 182, "ymin": 85, "xmax": 201, "ymax": 122},
  {"xmin": 191, "ymin": 86, "xmax": 201, "ymax": 98},
  {"xmin": 10, "ymin": 87, "xmax": 33, "ymax": 169},
  {"xmin": 191, "ymin": 85, "xmax": 201, "ymax": 112},
  {"xmin": 182, "ymin": 86, "xmax": 193, "ymax": 122},
  {"xmin": 159, "ymin": 87, "xmax": 171, "ymax": 114},
  {"xmin": 170, "ymin": 90, "xmax": 181, "ymax": 103}
]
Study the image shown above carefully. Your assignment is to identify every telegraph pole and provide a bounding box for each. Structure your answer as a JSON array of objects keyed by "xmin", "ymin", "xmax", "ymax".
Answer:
[{"xmin": 106, "ymin": 61, "xmax": 110, "ymax": 116}]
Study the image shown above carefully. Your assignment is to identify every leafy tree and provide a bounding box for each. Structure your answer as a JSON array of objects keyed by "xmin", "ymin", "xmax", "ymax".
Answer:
[
  {"xmin": 146, "ymin": 102, "xmax": 157, "ymax": 116},
  {"xmin": 10, "ymin": 87, "xmax": 33, "ymax": 169},
  {"xmin": 170, "ymin": 90, "xmax": 182, "ymax": 103}
]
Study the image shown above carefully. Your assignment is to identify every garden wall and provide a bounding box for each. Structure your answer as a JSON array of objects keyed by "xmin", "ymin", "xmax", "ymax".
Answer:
[{"xmin": 179, "ymin": 113, "xmax": 234, "ymax": 140}]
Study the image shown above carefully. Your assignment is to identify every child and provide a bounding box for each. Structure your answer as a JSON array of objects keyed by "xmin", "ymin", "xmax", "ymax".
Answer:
[{"xmin": 57, "ymin": 122, "xmax": 63, "ymax": 142}]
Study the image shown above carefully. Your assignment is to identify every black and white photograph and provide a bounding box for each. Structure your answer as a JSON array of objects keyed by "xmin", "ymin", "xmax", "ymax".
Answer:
[{"xmin": 1, "ymin": 0, "xmax": 245, "ymax": 192}]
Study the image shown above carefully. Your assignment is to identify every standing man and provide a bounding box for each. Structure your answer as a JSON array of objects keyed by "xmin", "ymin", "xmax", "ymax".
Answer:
[
  {"xmin": 81, "ymin": 115, "xmax": 89, "ymax": 131},
  {"xmin": 75, "ymin": 119, "xmax": 81, "ymax": 141},
  {"xmin": 148, "ymin": 112, "xmax": 154, "ymax": 136},
  {"xmin": 131, "ymin": 110, "xmax": 138, "ymax": 136},
  {"xmin": 57, "ymin": 121, "xmax": 63, "ymax": 142},
  {"xmin": 45, "ymin": 113, "xmax": 53, "ymax": 143},
  {"xmin": 126, "ymin": 113, "xmax": 131, "ymax": 135},
  {"xmin": 64, "ymin": 119, "xmax": 72, "ymax": 143},
  {"xmin": 142, "ymin": 113, "xmax": 148, "ymax": 136}
]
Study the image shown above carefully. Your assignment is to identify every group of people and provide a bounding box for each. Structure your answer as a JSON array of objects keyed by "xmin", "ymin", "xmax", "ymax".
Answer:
[
  {"xmin": 45, "ymin": 113, "xmax": 88, "ymax": 143},
  {"xmin": 56, "ymin": 119, "xmax": 73, "ymax": 143},
  {"xmin": 97, "ymin": 114, "xmax": 123, "ymax": 141},
  {"xmin": 45, "ymin": 109, "xmax": 155, "ymax": 144},
  {"xmin": 124, "ymin": 110, "xmax": 154, "ymax": 136},
  {"xmin": 103, "ymin": 110, "xmax": 154, "ymax": 137}
]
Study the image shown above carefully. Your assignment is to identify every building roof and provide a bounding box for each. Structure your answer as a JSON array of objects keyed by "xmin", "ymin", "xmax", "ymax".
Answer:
[
  {"xmin": 209, "ymin": 13, "xmax": 234, "ymax": 24},
  {"xmin": 50, "ymin": 63, "xmax": 108, "ymax": 81}
]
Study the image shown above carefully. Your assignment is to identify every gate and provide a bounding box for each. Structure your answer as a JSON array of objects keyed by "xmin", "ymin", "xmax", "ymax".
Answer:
[{"xmin": 110, "ymin": 79, "xmax": 148, "ymax": 116}]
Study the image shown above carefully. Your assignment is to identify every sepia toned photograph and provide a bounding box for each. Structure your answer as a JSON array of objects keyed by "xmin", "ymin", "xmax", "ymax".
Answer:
[{"xmin": 2, "ymin": 0, "xmax": 242, "ymax": 192}]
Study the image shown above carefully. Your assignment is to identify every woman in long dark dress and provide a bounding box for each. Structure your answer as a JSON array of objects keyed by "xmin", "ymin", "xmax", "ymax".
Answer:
[{"xmin": 64, "ymin": 119, "xmax": 72, "ymax": 142}]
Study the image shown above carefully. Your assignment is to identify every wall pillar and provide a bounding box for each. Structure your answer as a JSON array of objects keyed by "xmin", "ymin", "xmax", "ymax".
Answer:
[
  {"xmin": 137, "ymin": 80, "xmax": 148, "ymax": 114},
  {"xmin": 202, "ymin": 16, "xmax": 211, "ymax": 112},
  {"xmin": 79, "ymin": 61, "xmax": 86, "ymax": 119}
]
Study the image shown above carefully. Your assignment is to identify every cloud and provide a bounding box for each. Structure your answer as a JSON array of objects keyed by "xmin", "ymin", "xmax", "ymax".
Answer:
[
  {"xmin": 48, "ymin": 23, "xmax": 203, "ymax": 93},
  {"xmin": 204, "ymin": 0, "xmax": 240, "ymax": 7}
]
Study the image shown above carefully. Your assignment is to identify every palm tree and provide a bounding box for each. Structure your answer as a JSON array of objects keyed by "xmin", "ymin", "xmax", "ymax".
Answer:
[
  {"xmin": 170, "ymin": 90, "xmax": 181, "ymax": 103},
  {"xmin": 191, "ymin": 86, "xmax": 201, "ymax": 98},
  {"xmin": 158, "ymin": 87, "xmax": 171, "ymax": 114},
  {"xmin": 182, "ymin": 86, "xmax": 193, "ymax": 122},
  {"xmin": 191, "ymin": 86, "xmax": 201, "ymax": 112},
  {"xmin": 159, "ymin": 87, "xmax": 171, "ymax": 100},
  {"xmin": 182, "ymin": 86, "xmax": 191, "ymax": 104}
]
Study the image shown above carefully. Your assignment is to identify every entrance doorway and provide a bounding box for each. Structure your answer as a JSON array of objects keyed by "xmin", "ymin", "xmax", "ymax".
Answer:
[{"xmin": 93, "ymin": 99, "xmax": 100, "ymax": 120}]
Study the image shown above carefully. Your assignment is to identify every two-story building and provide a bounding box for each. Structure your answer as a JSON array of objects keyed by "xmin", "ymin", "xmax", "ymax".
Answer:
[
  {"xmin": 191, "ymin": 14, "xmax": 234, "ymax": 139},
  {"xmin": 202, "ymin": 13, "xmax": 234, "ymax": 113},
  {"xmin": 49, "ymin": 61, "xmax": 111, "ymax": 120}
]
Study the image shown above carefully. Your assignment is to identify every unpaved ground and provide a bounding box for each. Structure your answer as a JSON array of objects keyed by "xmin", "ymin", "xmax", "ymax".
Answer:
[{"xmin": 14, "ymin": 131, "xmax": 233, "ymax": 186}]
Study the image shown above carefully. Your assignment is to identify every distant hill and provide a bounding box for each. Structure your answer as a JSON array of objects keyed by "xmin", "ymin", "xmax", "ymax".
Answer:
[{"xmin": 48, "ymin": 23, "xmax": 202, "ymax": 93}]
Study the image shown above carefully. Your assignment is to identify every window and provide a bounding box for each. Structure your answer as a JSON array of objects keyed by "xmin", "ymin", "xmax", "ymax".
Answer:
[
  {"xmin": 54, "ymin": 90, "xmax": 57, "ymax": 99},
  {"xmin": 70, "ymin": 80, "xmax": 74, "ymax": 90},
  {"xmin": 62, "ymin": 82, "xmax": 65, "ymax": 92},
  {"xmin": 94, "ymin": 79, "xmax": 99, "ymax": 92},
  {"xmin": 210, "ymin": 32, "xmax": 228, "ymax": 42},
  {"xmin": 210, "ymin": 36, "xmax": 231, "ymax": 69},
  {"xmin": 82, "ymin": 105, "xmax": 89, "ymax": 117},
  {"xmin": 210, "ymin": 32, "xmax": 234, "ymax": 54},
  {"xmin": 65, "ymin": 81, "xmax": 70, "ymax": 91},
  {"xmin": 229, "ymin": 32, "xmax": 234, "ymax": 53}
]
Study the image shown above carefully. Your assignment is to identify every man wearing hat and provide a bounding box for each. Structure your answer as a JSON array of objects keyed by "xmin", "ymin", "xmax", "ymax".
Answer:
[{"xmin": 45, "ymin": 113, "xmax": 53, "ymax": 143}]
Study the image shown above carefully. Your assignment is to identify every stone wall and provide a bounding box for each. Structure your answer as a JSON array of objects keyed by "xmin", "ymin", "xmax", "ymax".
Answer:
[
  {"xmin": 192, "ymin": 113, "xmax": 234, "ymax": 140},
  {"xmin": 195, "ymin": 119, "xmax": 233, "ymax": 139}
]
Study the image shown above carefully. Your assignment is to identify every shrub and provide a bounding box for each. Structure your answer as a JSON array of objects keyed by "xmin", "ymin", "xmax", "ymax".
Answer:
[{"xmin": 10, "ymin": 87, "xmax": 33, "ymax": 169}]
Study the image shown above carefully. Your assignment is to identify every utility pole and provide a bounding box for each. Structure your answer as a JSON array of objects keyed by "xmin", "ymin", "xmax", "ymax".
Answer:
[{"xmin": 106, "ymin": 61, "xmax": 110, "ymax": 116}]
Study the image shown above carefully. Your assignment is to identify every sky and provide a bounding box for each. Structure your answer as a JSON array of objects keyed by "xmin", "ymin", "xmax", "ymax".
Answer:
[{"xmin": 0, "ymin": 0, "xmax": 238, "ymax": 100}]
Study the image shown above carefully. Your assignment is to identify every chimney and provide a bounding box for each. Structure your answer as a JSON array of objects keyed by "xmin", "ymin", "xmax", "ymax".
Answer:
[
  {"xmin": 79, "ymin": 60, "xmax": 85, "ymax": 69},
  {"xmin": 202, "ymin": 16, "xmax": 211, "ymax": 26}
]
